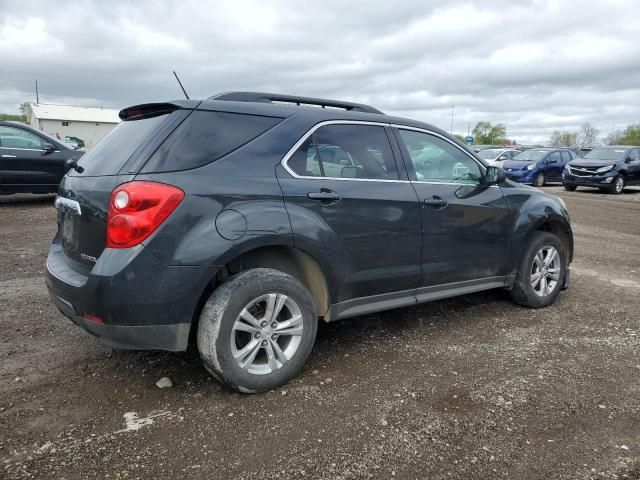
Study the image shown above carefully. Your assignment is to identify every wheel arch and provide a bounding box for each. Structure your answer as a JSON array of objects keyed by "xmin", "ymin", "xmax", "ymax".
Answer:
[{"xmin": 189, "ymin": 244, "xmax": 333, "ymax": 344}]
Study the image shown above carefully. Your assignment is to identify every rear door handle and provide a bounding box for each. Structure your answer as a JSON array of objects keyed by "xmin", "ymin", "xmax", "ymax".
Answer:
[
  {"xmin": 423, "ymin": 196, "xmax": 448, "ymax": 208},
  {"xmin": 308, "ymin": 190, "xmax": 341, "ymax": 203}
]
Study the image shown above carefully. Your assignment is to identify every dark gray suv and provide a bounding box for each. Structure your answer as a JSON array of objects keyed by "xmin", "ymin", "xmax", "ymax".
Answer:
[{"xmin": 46, "ymin": 92, "xmax": 573, "ymax": 393}]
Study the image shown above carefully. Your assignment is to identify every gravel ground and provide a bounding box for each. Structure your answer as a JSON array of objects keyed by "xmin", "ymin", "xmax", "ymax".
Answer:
[{"xmin": 1, "ymin": 186, "xmax": 639, "ymax": 479}]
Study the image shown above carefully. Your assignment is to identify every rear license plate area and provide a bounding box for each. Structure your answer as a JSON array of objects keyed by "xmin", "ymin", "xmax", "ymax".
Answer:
[{"xmin": 61, "ymin": 212, "xmax": 79, "ymax": 251}]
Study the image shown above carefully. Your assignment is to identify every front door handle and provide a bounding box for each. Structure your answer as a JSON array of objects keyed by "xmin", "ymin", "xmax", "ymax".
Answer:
[
  {"xmin": 308, "ymin": 189, "xmax": 341, "ymax": 204},
  {"xmin": 2, "ymin": 154, "xmax": 17, "ymax": 158},
  {"xmin": 423, "ymin": 196, "xmax": 448, "ymax": 209}
]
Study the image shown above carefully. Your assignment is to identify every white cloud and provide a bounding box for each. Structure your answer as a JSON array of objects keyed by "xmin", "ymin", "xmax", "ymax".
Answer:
[{"xmin": 1, "ymin": 0, "xmax": 639, "ymax": 143}]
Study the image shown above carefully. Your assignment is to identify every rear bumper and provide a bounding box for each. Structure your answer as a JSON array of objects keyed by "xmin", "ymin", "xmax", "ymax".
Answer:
[
  {"xmin": 49, "ymin": 292, "xmax": 190, "ymax": 350},
  {"xmin": 45, "ymin": 237, "xmax": 218, "ymax": 351}
]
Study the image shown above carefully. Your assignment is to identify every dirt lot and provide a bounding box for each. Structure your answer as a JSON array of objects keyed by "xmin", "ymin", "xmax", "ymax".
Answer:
[{"xmin": 1, "ymin": 186, "xmax": 639, "ymax": 480}]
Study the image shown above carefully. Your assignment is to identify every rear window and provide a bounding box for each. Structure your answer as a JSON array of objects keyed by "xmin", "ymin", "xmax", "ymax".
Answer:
[
  {"xmin": 141, "ymin": 110, "xmax": 282, "ymax": 173},
  {"xmin": 71, "ymin": 113, "xmax": 168, "ymax": 176}
]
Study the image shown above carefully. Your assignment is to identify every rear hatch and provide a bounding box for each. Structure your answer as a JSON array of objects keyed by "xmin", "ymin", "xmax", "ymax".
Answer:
[{"xmin": 57, "ymin": 103, "xmax": 192, "ymax": 270}]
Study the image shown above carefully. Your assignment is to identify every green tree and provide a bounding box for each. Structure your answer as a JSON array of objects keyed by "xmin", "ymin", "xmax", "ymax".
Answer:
[
  {"xmin": 607, "ymin": 123, "xmax": 640, "ymax": 145},
  {"xmin": 550, "ymin": 130, "xmax": 578, "ymax": 147},
  {"xmin": 0, "ymin": 113, "xmax": 26, "ymax": 122},
  {"xmin": 453, "ymin": 134, "xmax": 466, "ymax": 143},
  {"xmin": 472, "ymin": 121, "xmax": 506, "ymax": 144}
]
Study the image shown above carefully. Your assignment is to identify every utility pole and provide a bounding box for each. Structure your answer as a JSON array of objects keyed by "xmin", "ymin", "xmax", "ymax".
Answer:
[
  {"xmin": 450, "ymin": 106, "xmax": 454, "ymax": 135},
  {"xmin": 35, "ymin": 81, "xmax": 39, "ymax": 103}
]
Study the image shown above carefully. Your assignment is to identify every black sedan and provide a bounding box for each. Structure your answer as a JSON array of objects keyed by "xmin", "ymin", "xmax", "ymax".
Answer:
[
  {"xmin": 562, "ymin": 146, "xmax": 640, "ymax": 194},
  {"xmin": 0, "ymin": 121, "xmax": 84, "ymax": 195}
]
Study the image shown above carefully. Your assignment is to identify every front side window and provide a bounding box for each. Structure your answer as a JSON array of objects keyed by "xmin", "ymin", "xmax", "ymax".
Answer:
[
  {"xmin": 0, "ymin": 125, "xmax": 44, "ymax": 149},
  {"xmin": 630, "ymin": 149, "xmax": 640, "ymax": 162},
  {"xmin": 398, "ymin": 129, "xmax": 482, "ymax": 184},
  {"xmin": 288, "ymin": 124, "xmax": 399, "ymax": 180},
  {"xmin": 548, "ymin": 151, "xmax": 562, "ymax": 163}
]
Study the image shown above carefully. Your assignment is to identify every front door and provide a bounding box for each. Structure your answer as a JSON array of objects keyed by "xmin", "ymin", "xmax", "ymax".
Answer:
[
  {"xmin": 278, "ymin": 122, "xmax": 422, "ymax": 303},
  {"xmin": 628, "ymin": 149, "xmax": 640, "ymax": 184},
  {"xmin": 545, "ymin": 150, "xmax": 563, "ymax": 181},
  {"xmin": 393, "ymin": 127, "xmax": 513, "ymax": 289}
]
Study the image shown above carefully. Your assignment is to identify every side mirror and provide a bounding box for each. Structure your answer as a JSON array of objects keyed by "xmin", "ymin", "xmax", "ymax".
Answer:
[
  {"xmin": 483, "ymin": 165, "xmax": 505, "ymax": 185},
  {"xmin": 42, "ymin": 143, "xmax": 56, "ymax": 155}
]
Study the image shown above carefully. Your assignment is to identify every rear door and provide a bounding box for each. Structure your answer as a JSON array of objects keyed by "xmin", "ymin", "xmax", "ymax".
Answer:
[
  {"xmin": 628, "ymin": 149, "xmax": 640, "ymax": 184},
  {"xmin": 278, "ymin": 122, "xmax": 422, "ymax": 303},
  {"xmin": 0, "ymin": 124, "xmax": 66, "ymax": 187},
  {"xmin": 393, "ymin": 127, "xmax": 513, "ymax": 289}
]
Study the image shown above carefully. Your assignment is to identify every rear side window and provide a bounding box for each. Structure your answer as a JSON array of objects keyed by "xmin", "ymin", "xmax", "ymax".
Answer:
[
  {"xmin": 287, "ymin": 124, "xmax": 399, "ymax": 180},
  {"xmin": 72, "ymin": 113, "xmax": 168, "ymax": 176},
  {"xmin": 142, "ymin": 111, "xmax": 282, "ymax": 173}
]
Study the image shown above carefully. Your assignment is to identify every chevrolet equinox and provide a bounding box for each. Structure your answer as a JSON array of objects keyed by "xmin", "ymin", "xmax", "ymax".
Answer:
[{"xmin": 46, "ymin": 92, "xmax": 573, "ymax": 393}]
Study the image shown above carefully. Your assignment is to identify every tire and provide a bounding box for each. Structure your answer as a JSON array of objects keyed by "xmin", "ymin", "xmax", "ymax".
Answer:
[
  {"xmin": 533, "ymin": 172, "xmax": 545, "ymax": 187},
  {"xmin": 509, "ymin": 232, "xmax": 567, "ymax": 308},
  {"xmin": 563, "ymin": 184, "xmax": 577, "ymax": 191},
  {"xmin": 609, "ymin": 174, "xmax": 625, "ymax": 194},
  {"xmin": 197, "ymin": 268, "xmax": 317, "ymax": 393}
]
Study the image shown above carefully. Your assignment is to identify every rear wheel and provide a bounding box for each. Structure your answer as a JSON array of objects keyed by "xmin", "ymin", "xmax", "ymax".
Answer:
[
  {"xmin": 197, "ymin": 268, "xmax": 317, "ymax": 393},
  {"xmin": 609, "ymin": 174, "xmax": 625, "ymax": 194},
  {"xmin": 533, "ymin": 172, "xmax": 545, "ymax": 187},
  {"xmin": 510, "ymin": 232, "xmax": 566, "ymax": 308},
  {"xmin": 563, "ymin": 184, "xmax": 577, "ymax": 191}
]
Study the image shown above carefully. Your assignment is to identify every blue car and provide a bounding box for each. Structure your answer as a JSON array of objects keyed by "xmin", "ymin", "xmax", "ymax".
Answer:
[{"xmin": 502, "ymin": 148, "xmax": 576, "ymax": 187}]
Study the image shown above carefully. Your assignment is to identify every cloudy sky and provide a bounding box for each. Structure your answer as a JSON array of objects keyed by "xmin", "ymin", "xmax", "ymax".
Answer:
[{"xmin": 1, "ymin": 0, "xmax": 640, "ymax": 143}]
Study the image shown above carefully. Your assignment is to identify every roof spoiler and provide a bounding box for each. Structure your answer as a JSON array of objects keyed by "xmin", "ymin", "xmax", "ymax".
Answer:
[
  {"xmin": 119, "ymin": 102, "xmax": 181, "ymax": 121},
  {"xmin": 210, "ymin": 91, "xmax": 384, "ymax": 115}
]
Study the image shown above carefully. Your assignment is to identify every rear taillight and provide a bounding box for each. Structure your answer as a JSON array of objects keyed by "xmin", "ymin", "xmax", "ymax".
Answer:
[{"xmin": 107, "ymin": 181, "xmax": 184, "ymax": 248}]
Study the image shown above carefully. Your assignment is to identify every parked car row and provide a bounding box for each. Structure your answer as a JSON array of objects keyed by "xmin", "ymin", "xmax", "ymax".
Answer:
[{"xmin": 472, "ymin": 143, "xmax": 640, "ymax": 194}]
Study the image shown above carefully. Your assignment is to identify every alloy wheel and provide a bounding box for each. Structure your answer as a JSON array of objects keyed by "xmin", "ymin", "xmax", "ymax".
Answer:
[
  {"xmin": 530, "ymin": 246, "xmax": 561, "ymax": 297},
  {"xmin": 615, "ymin": 176, "xmax": 624, "ymax": 194},
  {"xmin": 230, "ymin": 294, "xmax": 303, "ymax": 375}
]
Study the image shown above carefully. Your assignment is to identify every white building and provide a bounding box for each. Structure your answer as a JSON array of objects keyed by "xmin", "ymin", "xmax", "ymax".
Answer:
[{"xmin": 25, "ymin": 103, "xmax": 120, "ymax": 148}]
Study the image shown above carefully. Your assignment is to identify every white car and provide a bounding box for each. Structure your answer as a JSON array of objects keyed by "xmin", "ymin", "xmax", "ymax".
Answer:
[{"xmin": 477, "ymin": 148, "xmax": 521, "ymax": 166}]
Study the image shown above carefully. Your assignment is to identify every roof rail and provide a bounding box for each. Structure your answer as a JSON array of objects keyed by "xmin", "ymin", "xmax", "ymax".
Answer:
[{"xmin": 209, "ymin": 91, "xmax": 384, "ymax": 114}]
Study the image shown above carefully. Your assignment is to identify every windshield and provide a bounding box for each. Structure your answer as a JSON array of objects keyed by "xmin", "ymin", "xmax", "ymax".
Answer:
[
  {"xmin": 477, "ymin": 149, "xmax": 504, "ymax": 159},
  {"xmin": 584, "ymin": 148, "xmax": 627, "ymax": 161},
  {"xmin": 511, "ymin": 150, "xmax": 548, "ymax": 162}
]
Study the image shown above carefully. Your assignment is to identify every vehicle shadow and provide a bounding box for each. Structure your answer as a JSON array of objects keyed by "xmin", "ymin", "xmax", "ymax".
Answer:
[{"xmin": 0, "ymin": 193, "xmax": 56, "ymax": 205}]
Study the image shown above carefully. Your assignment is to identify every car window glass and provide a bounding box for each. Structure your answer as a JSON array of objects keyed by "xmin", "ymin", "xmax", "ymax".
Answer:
[
  {"xmin": 631, "ymin": 149, "xmax": 640, "ymax": 161},
  {"xmin": 288, "ymin": 137, "xmax": 322, "ymax": 177},
  {"xmin": 560, "ymin": 151, "xmax": 571, "ymax": 162},
  {"xmin": 0, "ymin": 125, "xmax": 44, "ymax": 149},
  {"xmin": 288, "ymin": 125, "xmax": 398, "ymax": 180},
  {"xmin": 312, "ymin": 124, "xmax": 399, "ymax": 180},
  {"xmin": 398, "ymin": 129, "xmax": 482, "ymax": 184},
  {"xmin": 549, "ymin": 151, "xmax": 562, "ymax": 163}
]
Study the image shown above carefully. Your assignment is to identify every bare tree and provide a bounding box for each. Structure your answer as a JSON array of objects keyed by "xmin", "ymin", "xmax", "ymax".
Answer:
[
  {"xmin": 550, "ymin": 130, "xmax": 578, "ymax": 147},
  {"xmin": 577, "ymin": 122, "xmax": 599, "ymax": 147}
]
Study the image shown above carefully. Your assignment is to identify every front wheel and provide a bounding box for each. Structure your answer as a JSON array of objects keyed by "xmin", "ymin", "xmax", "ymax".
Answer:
[
  {"xmin": 609, "ymin": 175, "xmax": 625, "ymax": 194},
  {"xmin": 533, "ymin": 172, "xmax": 545, "ymax": 187},
  {"xmin": 197, "ymin": 268, "xmax": 318, "ymax": 393},
  {"xmin": 510, "ymin": 232, "xmax": 566, "ymax": 308}
]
